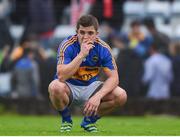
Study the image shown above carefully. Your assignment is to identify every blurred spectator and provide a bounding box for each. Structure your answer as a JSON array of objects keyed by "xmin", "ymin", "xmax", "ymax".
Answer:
[
  {"xmin": 143, "ymin": 17, "xmax": 170, "ymax": 55},
  {"xmin": 11, "ymin": 47, "xmax": 42, "ymax": 99},
  {"xmin": 9, "ymin": 36, "xmax": 52, "ymax": 98},
  {"xmin": 169, "ymin": 42, "xmax": 180, "ymax": 97},
  {"xmin": 10, "ymin": 35, "xmax": 47, "ymax": 64},
  {"xmin": 10, "ymin": 38, "xmax": 31, "ymax": 67},
  {"xmin": 120, "ymin": 20, "xmax": 153, "ymax": 58},
  {"xmin": 142, "ymin": 40, "xmax": 173, "ymax": 100}
]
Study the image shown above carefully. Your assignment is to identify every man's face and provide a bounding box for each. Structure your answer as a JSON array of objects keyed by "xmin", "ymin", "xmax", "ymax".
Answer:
[
  {"xmin": 77, "ymin": 25, "xmax": 98, "ymax": 45},
  {"xmin": 131, "ymin": 25, "xmax": 140, "ymax": 34}
]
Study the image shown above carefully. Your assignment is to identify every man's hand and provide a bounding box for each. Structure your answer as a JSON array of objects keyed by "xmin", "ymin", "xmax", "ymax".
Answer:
[
  {"xmin": 79, "ymin": 39, "xmax": 94, "ymax": 58},
  {"xmin": 83, "ymin": 95, "xmax": 101, "ymax": 116}
]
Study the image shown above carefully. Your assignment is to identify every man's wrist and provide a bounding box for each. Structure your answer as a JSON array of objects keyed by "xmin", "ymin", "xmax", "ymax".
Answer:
[
  {"xmin": 94, "ymin": 91, "xmax": 104, "ymax": 100},
  {"xmin": 77, "ymin": 53, "xmax": 85, "ymax": 59}
]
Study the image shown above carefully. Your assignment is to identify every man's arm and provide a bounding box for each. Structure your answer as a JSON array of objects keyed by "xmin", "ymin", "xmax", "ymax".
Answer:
[
  {"xmin": 57, "ymin": 39, "xmax": 94, "ymax": 82},
  {"xmin": 57, "ymin": 53, "xmax": 84, "ymax": 82},
  {"xmin": 93, "ymin": 69, "xmax": 119, "ymax": 99}
]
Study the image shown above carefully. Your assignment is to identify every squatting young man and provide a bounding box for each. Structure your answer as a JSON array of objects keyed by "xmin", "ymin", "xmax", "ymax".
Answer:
[{"xmin": 48, "ymin": 15, "xmax": 127, "ymax": 132}]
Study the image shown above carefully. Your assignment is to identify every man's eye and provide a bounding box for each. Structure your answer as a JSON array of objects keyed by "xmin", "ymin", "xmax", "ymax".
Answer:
[
  {"xmin": 80, "ymin": 31, "xmax": 85, "ymax": 35},
  {"xmin": 88, "ymin": 31, "xmax": 94, "ymax": 35}
]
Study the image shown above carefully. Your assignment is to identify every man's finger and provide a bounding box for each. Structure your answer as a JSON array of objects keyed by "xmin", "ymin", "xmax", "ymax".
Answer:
[
  {"xmin": 83, "ymin": 103, "xmax": 90, "ymax": 115},
  {"xmin": 87, "ymin": 41, "xmax": 93, "ymax": 45},
  {"xmin": 86, "ymin": 105, "xmax": 93, "ymax": 116},
  {"xmin": 94, "ymin": 106, "xmax": 98, "ymax": 116},
  {"xmin": 89, "ymin": 106, "xmax": 96, "ymax": 116}
]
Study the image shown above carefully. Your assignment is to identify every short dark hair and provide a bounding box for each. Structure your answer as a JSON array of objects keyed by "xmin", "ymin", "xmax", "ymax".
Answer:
[
  {"xmin": 151, "ymin": 38, "xmax": 161, "ymax": 51},
  {"xmin": 130, "ymin": 20, "xmax": 141, "ymax": 28},
  {"xmin": 76, "ymin": 15, "xmax": 99, "ymax": 31}
]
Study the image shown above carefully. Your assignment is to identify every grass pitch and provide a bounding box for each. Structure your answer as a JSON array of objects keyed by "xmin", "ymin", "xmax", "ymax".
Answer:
[{"xmin": 0, "ymin": 114, "xmax": 180, "ymax": 136}]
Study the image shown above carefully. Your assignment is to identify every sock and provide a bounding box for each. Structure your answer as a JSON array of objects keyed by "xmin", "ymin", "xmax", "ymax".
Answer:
[
  {"xmin": 58, "ymin": 107, "xmax": 72, "ymax": 123},
  {"xmin": 82, "ymin": 115, "xmax": 100, "ymax": 126}
]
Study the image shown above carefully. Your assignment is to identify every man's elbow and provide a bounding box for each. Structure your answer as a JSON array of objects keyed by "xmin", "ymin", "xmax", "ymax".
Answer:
[
  {"xmin": 57, "ymin": 72, "xmax": 67, "ymax": 82},
  {"xmin": 114, "ymin": 73, "xmax": 120, "ymax": 86},
  {"xmin": 111, "ymin": 75, "xmax": 119, "ymax": 86},
  {"xmin": 116, "ymin": 79, "xmax": 119, "ymax": 86},
  {"xmin": 113, "ymin": 70, "xmax": 119, "ymax": 86},
  {"xmin": 58, "ymin": 76, "xmax": 65, "ymax": 82},
  {"xmin": 115, "ymin": 78, "xmax": 119, "ymax": 86}
]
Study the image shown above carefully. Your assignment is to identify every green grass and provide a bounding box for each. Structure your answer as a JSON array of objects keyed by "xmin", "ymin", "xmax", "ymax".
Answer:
[{"xmin": 0, "ymin": 114, "xmax": 180, "ymax": 136}]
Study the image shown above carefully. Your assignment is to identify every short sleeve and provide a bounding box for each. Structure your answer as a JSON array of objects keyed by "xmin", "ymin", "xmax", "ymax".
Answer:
[
  {"xmin": 101, "ymin": 47, "xmax": 117, "ymax": 71},
  {"xmin": 57, "ymin": 42, "xmax": 73, "ymax": 65}
]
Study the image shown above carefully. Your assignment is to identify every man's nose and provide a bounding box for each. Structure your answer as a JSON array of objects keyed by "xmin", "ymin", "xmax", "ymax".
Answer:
[{"xmin": 83, "ymin": 33, "xmax": 90, "ymax": 39}]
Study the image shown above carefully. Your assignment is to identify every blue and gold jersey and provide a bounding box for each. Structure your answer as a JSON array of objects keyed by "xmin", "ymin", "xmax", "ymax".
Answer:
[{"xmin": 55, "ymin": 34, "xmax": 117, "ymax": 86}]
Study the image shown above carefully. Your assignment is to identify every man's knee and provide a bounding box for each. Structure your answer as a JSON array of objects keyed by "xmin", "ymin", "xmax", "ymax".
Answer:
[
  {"xmin": 48, "ymin": 80, "xmax": 67, "ymax": 96},
  {"xmin": 114, "ymin": 87, "xmax": 127, "ymax": 107}
]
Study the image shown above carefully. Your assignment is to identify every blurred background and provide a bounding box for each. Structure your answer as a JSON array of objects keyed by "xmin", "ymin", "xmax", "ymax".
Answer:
[{"xmin": 0, "ymin": 0, "xmax": 180, "ymax": 116}]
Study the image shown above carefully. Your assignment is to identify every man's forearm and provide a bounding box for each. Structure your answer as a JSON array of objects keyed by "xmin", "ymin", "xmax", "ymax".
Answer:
[
  {"xmin": 57, "ymin": 54, "xmax": 84, "ymax": 81},
  {"xmin": 95, "ymin": 74, "xmax": 119, "ymax": 99}
]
